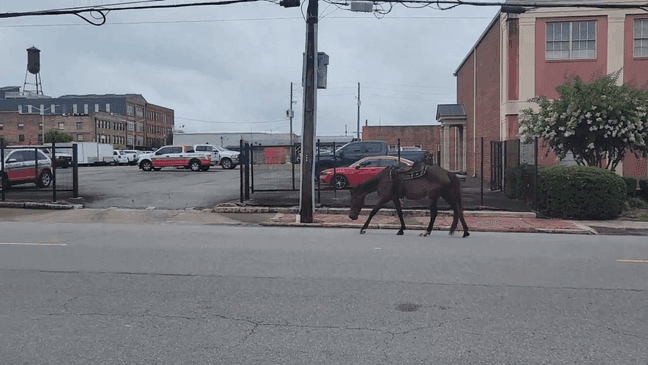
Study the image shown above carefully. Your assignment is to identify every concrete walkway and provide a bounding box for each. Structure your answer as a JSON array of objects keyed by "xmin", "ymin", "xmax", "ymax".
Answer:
[{"xmin": 2, "ymin": 200, "xmax": 648, "ymax": 236}]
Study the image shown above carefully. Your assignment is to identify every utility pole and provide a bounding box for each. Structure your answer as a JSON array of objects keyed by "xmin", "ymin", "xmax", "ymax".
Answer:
[
  {"xmin": 299, "ymin": 0, "xmax": 318, "ymax": 223},
  {"xmin": 357, "ymin": 82, "xmax": 361, "ymax": 140}
]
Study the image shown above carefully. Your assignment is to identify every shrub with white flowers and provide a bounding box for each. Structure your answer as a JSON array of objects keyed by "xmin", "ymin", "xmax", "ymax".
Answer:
[{"xmin": 520, "ymin": 71, "xmax": 648, "ymax": 171}]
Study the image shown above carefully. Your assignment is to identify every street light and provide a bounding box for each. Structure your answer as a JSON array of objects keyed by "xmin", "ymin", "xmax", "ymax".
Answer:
[{"xmin": 36, "ymin": 105, "xmax": 59, "ymax": 145}]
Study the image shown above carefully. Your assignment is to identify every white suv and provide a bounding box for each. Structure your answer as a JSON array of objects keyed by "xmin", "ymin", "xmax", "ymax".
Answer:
[
  {"xmin": 193, "ymin": 144, "xmax": 240, "ymax": 169},
  {"xmin": 1, "ymin": 148, "xmax": 52, "ymax": 190}
]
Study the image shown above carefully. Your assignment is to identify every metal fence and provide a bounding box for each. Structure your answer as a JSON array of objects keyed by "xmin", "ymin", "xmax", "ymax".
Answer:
[{"xmin": 1, "ymin": 144, "xmax": 79, "ymax": 202}]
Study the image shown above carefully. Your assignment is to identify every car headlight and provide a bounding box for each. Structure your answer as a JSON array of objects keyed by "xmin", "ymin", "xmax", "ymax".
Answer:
[{"xmin": 320, "ymin": 169, "xmax": 333, "ymax": 176}]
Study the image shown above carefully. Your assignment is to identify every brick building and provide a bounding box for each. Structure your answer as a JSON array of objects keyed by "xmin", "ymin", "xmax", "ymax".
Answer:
[
  {"xmin": 443, "ymin": 0, "xmax": 648, "ymax": 180},
  {"xmin": 361, "ymin": 125, "xmax": 441, "ymax": 159},
  {"xmin": 0, "ymin": 87, "xmax": 174, "ymax": 149}
]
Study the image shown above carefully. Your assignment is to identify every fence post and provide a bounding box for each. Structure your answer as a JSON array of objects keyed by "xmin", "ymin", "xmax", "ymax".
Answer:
[
  {"xmin": 481, "ymin": 137, "xmax": 484, "ymax": 207},
  {"xmin": 250, "ymin": 144, "xmax": 255, "ymax": 193},
  {"xmin": 534, "ymin": 137, "xmax": 539, "ymax": 209},
  {"xmin": 1, "ymin": 146, "xmax": 5, "ymax": 202},
  {"xmin": 73, "ymin": 144, "xmax": 79, "ymax": 198},
  {"xmin": 398, "ymin": 138, "xmax": 401, "ymax": 163},
  {"xmin": 52, "ymin": 142, "xmax": 57, "ymax": 202},
  {"xmin": 240, "ymin": 139, "xmax": 244, "ymax": 203},
  {"xmin": 291, "ymin": 141, "xmax": 295, "ymax": 191},
  {"xmin": 503, "ymin": 140, "xmax": 507, "ymax": 193},
  {"xmin": 244, "ymin": 143, "xmax": 250, "ymax": 200},
  {"xmin": 316, "ymin": 139, "xmax": 320, "ymax": 205}
]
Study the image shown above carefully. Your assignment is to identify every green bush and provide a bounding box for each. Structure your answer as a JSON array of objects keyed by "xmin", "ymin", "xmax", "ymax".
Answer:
[
  {"xmin": 639, "ymin": 178, "xmax": 648, "ymax": 201},
  {"xmin": 505, "ymin": 165, "xmax": 536, "ymax": 200},
  {"xmin": 622, "ymin": 176, "xmax": 638, "ymax": 198},
  {"xmin": 536, "ymin": 165, "xmax": 626, "ymax": 220}
]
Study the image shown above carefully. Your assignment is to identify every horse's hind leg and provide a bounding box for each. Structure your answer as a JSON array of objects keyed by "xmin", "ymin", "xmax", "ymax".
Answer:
[
  {"xmin": 444, "ymin": 193, "xmax": 470, "ymax": 238},
  {"xmin": 392, "ymin": 198, "xmax": 406, "ymax": 235},
  {"xmin": 421, "ymin": 196, "xmax": 439, "ymax": 237}
]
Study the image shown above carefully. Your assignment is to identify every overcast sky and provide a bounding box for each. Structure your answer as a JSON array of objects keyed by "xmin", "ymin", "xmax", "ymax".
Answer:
[{"xmin": 0, "ymin": 0, "xmax": 498, "ymax": 136}]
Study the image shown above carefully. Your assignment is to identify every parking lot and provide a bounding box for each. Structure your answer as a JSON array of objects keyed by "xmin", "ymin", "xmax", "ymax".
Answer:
[{"xmin": 2, "ymin": 164, "xmax": 242, "ymax": 210}]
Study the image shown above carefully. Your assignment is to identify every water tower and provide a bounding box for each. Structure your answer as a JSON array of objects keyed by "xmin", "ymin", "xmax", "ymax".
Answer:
[{"xmin": 23, "ymin": 46, "xmax": 44, "ymax": 96}]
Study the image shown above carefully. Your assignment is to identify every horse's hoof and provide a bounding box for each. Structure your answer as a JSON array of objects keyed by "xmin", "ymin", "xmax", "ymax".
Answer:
[
  {"xmin": 360, "ymin": 230, "xmax": 366, "ymax": 235},
  {"xmin": 420, "ymin": 232, "xmax": 430, "ymax": 237},
  {"xmin": 463, "ymin": 232, "xmax": 470, "ymax": 238},
  {"xmin": 397, "ymin": 231, "xmax": 404, "ymax": 235}
]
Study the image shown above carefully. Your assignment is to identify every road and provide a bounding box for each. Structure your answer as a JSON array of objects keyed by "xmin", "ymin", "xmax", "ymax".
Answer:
[{"xmin": 1, "ymin": 222, "xmax": 647, "ymax": 364}]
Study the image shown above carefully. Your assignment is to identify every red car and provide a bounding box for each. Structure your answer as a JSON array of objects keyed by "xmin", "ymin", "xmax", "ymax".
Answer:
[{"xmin": 319, "ymin": 155, "xmax": 414, "ymax": 190}]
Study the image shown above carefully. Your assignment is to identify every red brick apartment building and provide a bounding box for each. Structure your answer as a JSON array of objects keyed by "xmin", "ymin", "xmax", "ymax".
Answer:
[
  {"xmin": 362, "ymin": 125, "xmax": 441, "ymax": 157},
  {"xmin": 441, "ymin": 0, "xmax": 648, "ymax": 180}
]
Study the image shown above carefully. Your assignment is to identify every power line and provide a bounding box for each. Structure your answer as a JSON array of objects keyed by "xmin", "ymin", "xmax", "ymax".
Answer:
[{"xmin": 1, "ymin": 1, "xmax": 645, "ymax": 26}]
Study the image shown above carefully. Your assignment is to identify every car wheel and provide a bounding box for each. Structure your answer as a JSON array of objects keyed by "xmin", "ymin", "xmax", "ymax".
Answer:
[
  {"xmin": 220, "ymin": 158, "xmax": 233, "ymax": 169},
  {"xmin": 332, "ymin": 175, "xmax": 349, "ymax": 190},
  {"xmin": 200, "ymin": 165, "xmax": 210, "ymax": 171},
  {"xmin": 190, "ymin": 160, "xmax": 201, "ymax": 172},
  {"xmin": 38, "ymin": 170, "xmax": 52, "ymax": 188},
  {"xmin": 140, "ymin": 160, "xmax": 153, "ymax": 171}
]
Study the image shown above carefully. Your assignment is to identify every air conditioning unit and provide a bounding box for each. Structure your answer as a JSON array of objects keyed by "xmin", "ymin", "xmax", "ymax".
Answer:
[{"xmin": 350, "ymin": 1, "xmax": 373, "ymax": 12}]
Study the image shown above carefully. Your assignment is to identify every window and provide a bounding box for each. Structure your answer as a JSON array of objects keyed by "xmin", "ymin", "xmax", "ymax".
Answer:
[
  {"xmin": 18, "ymin": 105, "xmax": 22, "ymax": 113},
  {"xmin": 106, "ymin": 103, "xmax": 110, "ymax": 113},
  {"xmin": 635, "ymin": 18, "xmax": 648, "ymax": 57},
  {"xmin": 127, "ymin": 105, "xmax": 134, "ymax": 116},
  {"xmin": 84, "ymin": 104, "xmax": 89, "ymax": 114},
  {"xmin": 18, "ymin": 123, "xmax": 24, "ymax": 130},
  {"xmin": 58, "ymin": 122, "xmax": 65, "ymax": 130},
  {"xmin": 546, "ymin": 20, "xmax": 596, "ymax": 59},
  {"xmin": 73, "ymin": 104, "xmax": 78, "ymax": 114},
  {"xmin": 19, "ymin": 135, "xmax": 25, "ymax": 142},
  {"xmin": 39, "ymin": 123, "xmax": 43, "ymax": 130},
  {"xmin": 76, "ymin": 122, "xmax": 83, "ymax": 130},
  {"xmin": 51, "ymin": 104, "xmax": 56, "ymax": 113},
  {"xmin": 27, "ymin": 105, "xmax": 33, "ymax": 114},
  {"xmin": 77, "ymin": 134, "xmax": 83, "ymax": 141},
  {"xmin": 136, "ymin": 107, "xmax": 144, "ymax": 118},
  {"xmin": 0, "ymin": 124, "xmax": 3, "ymax": 130},
  {"xmin": 95, "ymin": 104, "xmax": 99, "ymax": 112}
]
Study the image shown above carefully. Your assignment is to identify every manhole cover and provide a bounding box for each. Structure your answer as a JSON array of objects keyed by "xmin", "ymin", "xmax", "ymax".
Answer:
[{"xmin": 396, "ymin": 303, "xmax": 421, "ymax": 312}]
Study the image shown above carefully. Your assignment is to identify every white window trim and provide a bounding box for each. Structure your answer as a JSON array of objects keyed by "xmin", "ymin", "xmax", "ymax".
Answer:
[
  {"xmin": 546, "ymin": 20, "xmax": 597, "ymax": 60},
  {"xmin": 634, "ymin": 18, "xmax": 648, "ymax": 57}
]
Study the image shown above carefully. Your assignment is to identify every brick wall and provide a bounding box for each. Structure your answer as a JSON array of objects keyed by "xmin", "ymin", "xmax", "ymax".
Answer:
[
  {"xmin": 0, "ymin": 112, "xmax": 94, "ymax": 146},
  {"xmin": 457, "ymin": 17, "xmax": 501, "ymax": 179},
  {"xmin": 361, "ymin": 125, "xmax": 441, "ymax": 157}
]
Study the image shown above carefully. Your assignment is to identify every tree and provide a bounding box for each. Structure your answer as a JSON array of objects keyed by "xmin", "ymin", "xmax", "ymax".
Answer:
[
  {"xmin": 44, "ymin": 129, "xmax": 73, "ymax": 144},
  {"xmin": 520, "ymin": 71, "xmax": 648, "ymax": 171}
]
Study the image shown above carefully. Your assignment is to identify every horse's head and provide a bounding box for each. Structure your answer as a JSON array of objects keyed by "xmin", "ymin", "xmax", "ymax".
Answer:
[{"xmin": 348, "ymin": 187, "xmax": 366, "ymax": 220}]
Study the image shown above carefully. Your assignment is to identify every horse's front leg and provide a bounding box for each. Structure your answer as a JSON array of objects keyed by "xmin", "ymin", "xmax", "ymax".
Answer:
[
  {"xmin": 421, "ymin": 196, "xmax": 439, "ymax": 237},
  {"xmin": 359, "ymin": 196, "xmax": 391, "ymax": 234},
  {"xmin": 392, "ymin": 197, "xmax": 406, "ymax": 235}
]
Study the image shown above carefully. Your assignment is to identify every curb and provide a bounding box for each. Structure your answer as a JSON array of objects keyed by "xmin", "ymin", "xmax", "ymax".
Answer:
[
  {"xmin": 212, "ymin": 205, "xmax": 536, "ymax": 219},
  {"xmin": 0, "ymin": 201, "xmax": 79, "ymax": 210},
  {"xmin": 259, "ymin": 220, "xmax": 593, "ymax": 235}
]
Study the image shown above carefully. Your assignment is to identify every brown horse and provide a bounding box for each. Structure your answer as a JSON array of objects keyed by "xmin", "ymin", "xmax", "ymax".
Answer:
[{"xmin": 348, "ymin": 163, "xmax": 470, "ymax": 237}]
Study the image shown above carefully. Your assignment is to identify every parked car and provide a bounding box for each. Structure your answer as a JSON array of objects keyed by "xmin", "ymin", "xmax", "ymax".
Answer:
[
  {"xmin": 137, "ymin": 145, "xmax": 212, "ymax": 172},
  {"xmin": 1, "ymin": 148, "xmax": 53, "ymax": 190},
  {"xmin": 319, "ymin": 155, "xmax": 414, "ymax": 190},
  {"xmin": 113, "ymin": 150, "xmax": 130, "ymax": 165},
  {"xmin": 193, "ymin": 144, "xmax": 240, "ymax": 169},
  {"xmin": 315, "ymin": 140, "xmax": 426, "ymax": 174},
  {"xmin": 119, "ymin": 150, "xmax": 139, "ymax": 165}
]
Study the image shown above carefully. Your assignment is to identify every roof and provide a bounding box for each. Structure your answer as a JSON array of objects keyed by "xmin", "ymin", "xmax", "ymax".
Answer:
[{"xmin": 436, "ymin": 104, "xmax": 467, "ymax": 120}]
